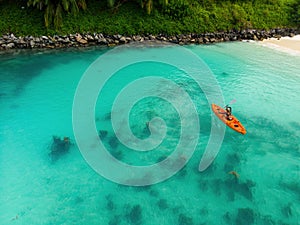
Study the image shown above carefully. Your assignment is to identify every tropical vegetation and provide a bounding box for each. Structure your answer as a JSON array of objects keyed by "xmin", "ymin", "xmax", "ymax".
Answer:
[{"xmin": 0, "ymin": 0, "xmax": 299, "ymax": 35}]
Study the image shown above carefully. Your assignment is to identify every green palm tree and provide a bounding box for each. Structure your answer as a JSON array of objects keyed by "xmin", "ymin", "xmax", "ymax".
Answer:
[
  {"xmin": 107, "ymin": 0, "xmax": 116, "ymax": 8},
  {"xmin": 140, "ymin": 0, "xmax": 168, "ymax": 14},
  {"xmin": 27, "ymin": 0, "xmax": 87, "ymax": 29},
  {"xmin": 107, "ymin": 0, "xmax": 168, "ymax": 14}
]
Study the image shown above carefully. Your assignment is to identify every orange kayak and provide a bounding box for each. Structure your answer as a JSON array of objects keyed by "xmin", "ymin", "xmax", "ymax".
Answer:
[{"xmin": 212, "ymin": 104, "xmax": 246, "ymax": 135}]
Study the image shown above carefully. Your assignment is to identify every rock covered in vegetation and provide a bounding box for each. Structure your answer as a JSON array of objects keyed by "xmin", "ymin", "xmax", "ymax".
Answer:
[
  {"xmin": 49, "ymin": 136, "xmax": 71, "ymax": 162},
  {"xmin": 0, "ymin": 28, "xmax": 299, "ymax": 50}
]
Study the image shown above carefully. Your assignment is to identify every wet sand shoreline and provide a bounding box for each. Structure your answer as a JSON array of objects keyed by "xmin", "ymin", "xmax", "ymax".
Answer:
[{"xmin": 261, "ymin": 35, "xmax": 300, "ymax": 54}]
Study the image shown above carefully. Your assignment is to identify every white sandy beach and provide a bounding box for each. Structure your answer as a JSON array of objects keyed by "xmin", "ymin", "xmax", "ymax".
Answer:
[{"xmin": 260, "ymin": 35, "xmax": 300, "ymax": 55}]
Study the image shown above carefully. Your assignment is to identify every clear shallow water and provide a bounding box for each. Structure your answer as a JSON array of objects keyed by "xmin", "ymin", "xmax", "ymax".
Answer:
[{"xmin": 0, "ymin": 43, "xmax": 299, "ymax": 224}]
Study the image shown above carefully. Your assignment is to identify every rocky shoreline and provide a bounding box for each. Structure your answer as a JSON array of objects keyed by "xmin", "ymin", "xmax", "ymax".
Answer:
[{"xmin": 0, "ymin": 28, "xmax": 299, "ymax": 50}]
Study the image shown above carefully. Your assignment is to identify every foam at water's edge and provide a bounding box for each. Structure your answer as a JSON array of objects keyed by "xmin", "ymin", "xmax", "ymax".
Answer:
[
  {"xmin": 281, "ymin": 34, "xmax": 300, "ymax": 40},
  {"xmin": 258, "ymin": 35, "xmax": 300, "ymax": 56},
  {"xmin": 259, "ymin": 42, "xmax": 300, "ymax": 56}
]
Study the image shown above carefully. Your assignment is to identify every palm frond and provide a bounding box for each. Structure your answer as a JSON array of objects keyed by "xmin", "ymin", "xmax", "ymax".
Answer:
[
  {"xmin": 62, "ymin": 0, "xmax": 70, "ymax": 11},
  {"xmin": 159, "ymin": 0, "xmax": 168, "ymax": 6},
  {"xmin": 77, "ymin": 0, "xmax": 87, "ymax": 10},
  {"xmin": 70, "ymin": 0, "xmax": 79, "ymax": 14},
  {"xmin": 108, "ymin": 0, "xmax": 115, "ymax": 8},
  {"xmin": 54, "ymin": 3, "xmax": 63, "ymax": 29},
  {"xmin": 44, "ymin": 2, "xmax": 54, "ymax": 28},
  {"xmin": 146, "ymin": 0, "xmax": 153, "ymax": 14}
]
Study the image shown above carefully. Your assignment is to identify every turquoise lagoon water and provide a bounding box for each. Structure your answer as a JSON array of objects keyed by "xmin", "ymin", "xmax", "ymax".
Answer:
[{"xmin": 0, "ymin": 42, "xmax": 299, "ymax": 224}]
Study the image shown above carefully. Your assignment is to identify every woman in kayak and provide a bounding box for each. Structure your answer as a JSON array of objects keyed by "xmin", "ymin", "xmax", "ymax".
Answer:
[{"xmin": 225, "ymin": 105, "xmax": 233, "ymax": 121}]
